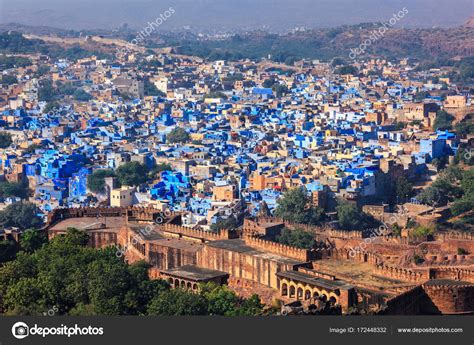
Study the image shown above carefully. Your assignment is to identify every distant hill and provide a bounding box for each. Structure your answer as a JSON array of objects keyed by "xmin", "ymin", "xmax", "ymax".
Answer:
[{"xmin": 167, "ymin": 24, "xmax": 474, "ymax": 62}]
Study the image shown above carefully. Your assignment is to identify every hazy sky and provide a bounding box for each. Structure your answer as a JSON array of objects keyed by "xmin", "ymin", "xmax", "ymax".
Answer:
[{"xmin": 0, "ymin": 0, "xmax": 472, "ymax": 32}]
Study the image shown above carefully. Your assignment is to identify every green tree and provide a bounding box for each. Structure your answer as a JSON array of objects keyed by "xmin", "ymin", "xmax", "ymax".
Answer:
[
  {"xmin": 0, "ymin": 131, "xmax": 12, "ymax": 149},
  {"xmin": 1, "ymin": 75, "xmax": 18, "ymax": 85},
  {"xmin": 147, "ymin": 289, "xmax": 207, "ymax": 316},
  {"xmin": 433, "ymin": 110, "xmax": 454, "ymax": 131},
  {"xmin": 87, "ymin": 169, "xmax": 116, "ymax": 194},
  {"xmin": 0, "ymin": 202, "xmax": 43, "ymax": 230},
  {"xmin": 73, "ymin": 88, "xmax": 92, "ymax": 101},
  {"xmin": 336, "ymin": 200, "xmax": 380, "ymax": 231},
  {"xmin": 38, "ymin": 79, "xmax": 56, "ymax": 102},
  {"xmin": 0, "ymin": 240, "xmax": 19, "ymax": 263},
  {"xmin": 144, "ymin": 78, "xmax": 165, "ymax": 97},
  {"xmin": 335, "ymin": 65, "xmax": 358, "ymax": 75},
  {"xmin": 274, "ymin": 187, "xmax": 324, "ymax": 225},
  {"xmin": 116, "ymin": 162, "xmax": 148, "ymax": 186},
  {"xmin": 210, "ymin": 217, "xmax": 238, "ymax": 232},
  {"xmin": 43, "ymin": 101, "xmax": 60, "ymax": 114},
  {"xmin": 0, "ymin": 181, "xmax": 30, "ymax": 199},
  {"xmin": 167, "ymin": 127, "xmax": 190, "ymax": 144},
  {"xmin": 276, "ymin": 228, "xmax": 315, "ymax": 249},
  {"xmin": 20, "ymin": 229, "xmax": 47, "ymax": 253},
  {"xmin": 394, "ymin": 176, "xmax": 413, "ymax": 201}
]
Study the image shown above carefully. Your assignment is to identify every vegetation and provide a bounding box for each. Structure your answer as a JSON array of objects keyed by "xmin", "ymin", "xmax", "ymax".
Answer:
[
  {"xmin": 167, "ymin": 127, "xmax": 190, "ymax": 144},
  {"xmin": 336, "ymin": 200, "xmax": 380, "ymax": 231},
  {"xmin": 454, "ymin": 113, "xmax": 474, "ymax": 136},
  {"xmin": 0, "ymin": 202, "xmax": 43, "ymax": 230},
  {"xmin": 274, "ymin": 187, "xmax": 324, "ymax": 225},
  {"xmin": 411, "ymin": 226, "xmax": 435, "ymax": 237},
  {"xmin": 210, "ymin": 217, "xmax": 239, "ymax": 232},
  {"xmin": 417, "ymin": 165, "xmax": 469, "ymax": 208},
  {"xmin": 275, "ymin": 228, "xmax": 315, "ymax": 249},
  {"xmin": 73, "ymin": 88, "xmax": 92, "ymax": 101},
  {"xmin": 393, "ymin": 176, "xmax": 413, "ymax": 201},
  {"xmin": 433, "ymin": 110, "xmax": 454, "ymax": 131},
  {"xmin": 116, "ymin": 162, "xmax": 149, "ymax": 186},
  {"xmin": 0, "ymin": 55, "xmax": 31, "ymax": 70},
  {"xmin": 335, "ymin": 65, "xmax": 358, "ymax": 75},
  {"xmin": 0, "ymin": 181, "xmax": 30, "ymax": 199},
  {"xmin": 204, "ymin": 91, "xmax": 227, "ymax": 100},
  {"xmin": 0, "ymin": 132, "xmax": 12, "ymax": 149},
  {"xmin": 0, "ymin": 229, "xmax": 265, "ymax": 316},
  {"xmin": 1, "ymin": 75, "xmax": 18, "ymax": 85},
  {"xmin": 87, "ymin": 169, "xmax": 117, "ymax": 194},
  {"xmin": 144, "ymin": 78, "xmax": 165, "ymax": 97},
  {"xmin": 0, "ymin": 31, "xmax": 110, "ymax": 61}
]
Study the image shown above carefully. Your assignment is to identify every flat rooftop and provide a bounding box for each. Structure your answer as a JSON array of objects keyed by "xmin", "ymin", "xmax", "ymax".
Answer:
[
  {"xmin": 49, "ymin": 216, "xmax": 126, "ymax": 232},
  {"xmin": 208, "ymin": 239, "xmax": 305, "ymax": 265},
  {"xmin": 161, "ymin": 265, "xmax": 229, "ymax": 281},
  {"xmin": 312, "ymin": 259, "xmax": 414, "ymax": 290}
]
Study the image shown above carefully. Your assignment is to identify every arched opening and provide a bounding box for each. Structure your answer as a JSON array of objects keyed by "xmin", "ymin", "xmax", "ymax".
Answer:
[
  {"xmin": 281, "ymin": 283, "xmax": 288, "ymax": 296},
  {"xmin": 289, "ymin": 285, "xmax": 296, "ymax": 298},
  {"xmin": 168, "ymin": 278, "xmax": 174, "ymax": 286},
  {"xmin": 313, "ymin": 291, "xmax": 320, "ymax": 299},
  {"xmin": 319, "ymin": 294, "xmax": 327, "ymax": 302},
  {"xmin": 329, "ymin": 296, "xmax": 337, "ymax": 306},
  {"xmin": 187, "ymin": 282, "xmax": 192, "ymax": 289},
  {"xmin": 180, "ymin": 280, "xmax": 186, "ymax": 288},
  {"xmin": 297, "ymin": 287, "xmax": 303, "ymax": 300},
  {"xmin": 174, "ymin": 279, "xmax": 180, "ymax": 287},
  {"xmin": 192, "ymin": 283, "xmax": 198, "ymax": 291},
  {"xmin": 304, "ymin": 290, "xmax": 312, "ymax": 300}
]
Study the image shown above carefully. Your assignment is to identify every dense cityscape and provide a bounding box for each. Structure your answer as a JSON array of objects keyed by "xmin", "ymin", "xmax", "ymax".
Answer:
[{"xmin": 0, "ymin": 11, "xmax": 473, "ymax": 319}]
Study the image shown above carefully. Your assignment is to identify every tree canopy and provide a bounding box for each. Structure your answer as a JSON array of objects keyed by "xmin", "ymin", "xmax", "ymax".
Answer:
[
  {"xmin": 274, "ymin": 187, "xmax": 324, "ymax": 225},
  {"xmin": 167, "ymin": 127, "xmax": 190, "ymax": 144},
  {"xmin": 0, "ymin": 202, "xmax": 43, "ymax": 230},
  {"xmin": 0, "ymin": 132, "xmax": 12, "ymax": 149},
  {"xmin": 336, "ymin": 200, "xmax": 380, "ymax": 231},
  {"xmin": 0, "ymin": 228, "xmax": 265, "ymax": 316},
  {"xmin": 116, "ymin": 162, "xmax": 149, "ymax": 187},
  {"xmin": 276, "ymin": 228, "xmax": 315, "ymax": 249}
]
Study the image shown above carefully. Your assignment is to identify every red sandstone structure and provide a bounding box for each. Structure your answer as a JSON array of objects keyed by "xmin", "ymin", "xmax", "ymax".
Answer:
[{"xmin": 44, "ymin": 207, "xmax": 474, "ymax": 315}]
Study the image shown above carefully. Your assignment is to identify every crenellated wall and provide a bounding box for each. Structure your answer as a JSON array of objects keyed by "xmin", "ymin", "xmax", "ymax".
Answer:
[
  {"xmin": 159, "ymin": 223, "xmax": 239, "ymax": 242},
  {"xmin": 422, "ymin": 282, "xmax": 474, "ymax": 314},
  {"xmin": 374, "ymin": 265, "xmax": 429, "ymax": 283},
  {"xmin": 330, "ymin": 248, "xmax": 382, "ymax": 265},
  {"xmin": 243, "ymin": 234, "xmax": 312, "ymax": 262},
  {"xmin": 429, "ymin": 267, "xmax": 474, "ymax": 283}
]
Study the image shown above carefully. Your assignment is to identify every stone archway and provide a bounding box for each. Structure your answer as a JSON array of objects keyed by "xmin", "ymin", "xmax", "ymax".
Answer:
[
  {"xmin": 297, "ymin": 287, "xmax": 303, "ymax": 300},
  {"xmin": 304, "ymin": 289, "xmax": 312, "ymax": 300},
  {"xmin": 187, "ymin": 282, "xmax": 192, "ymax": 289},
  {"xmin": 329, "ymin": 296, "xmax": 337, "ymax": 306},
  {"xmin": 281, "ymin": 282, "xmax": 288, "ymax": 297},
  {"xmin": 289, "ymin": 285, "xmax": 296, "ymax": 298}
]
